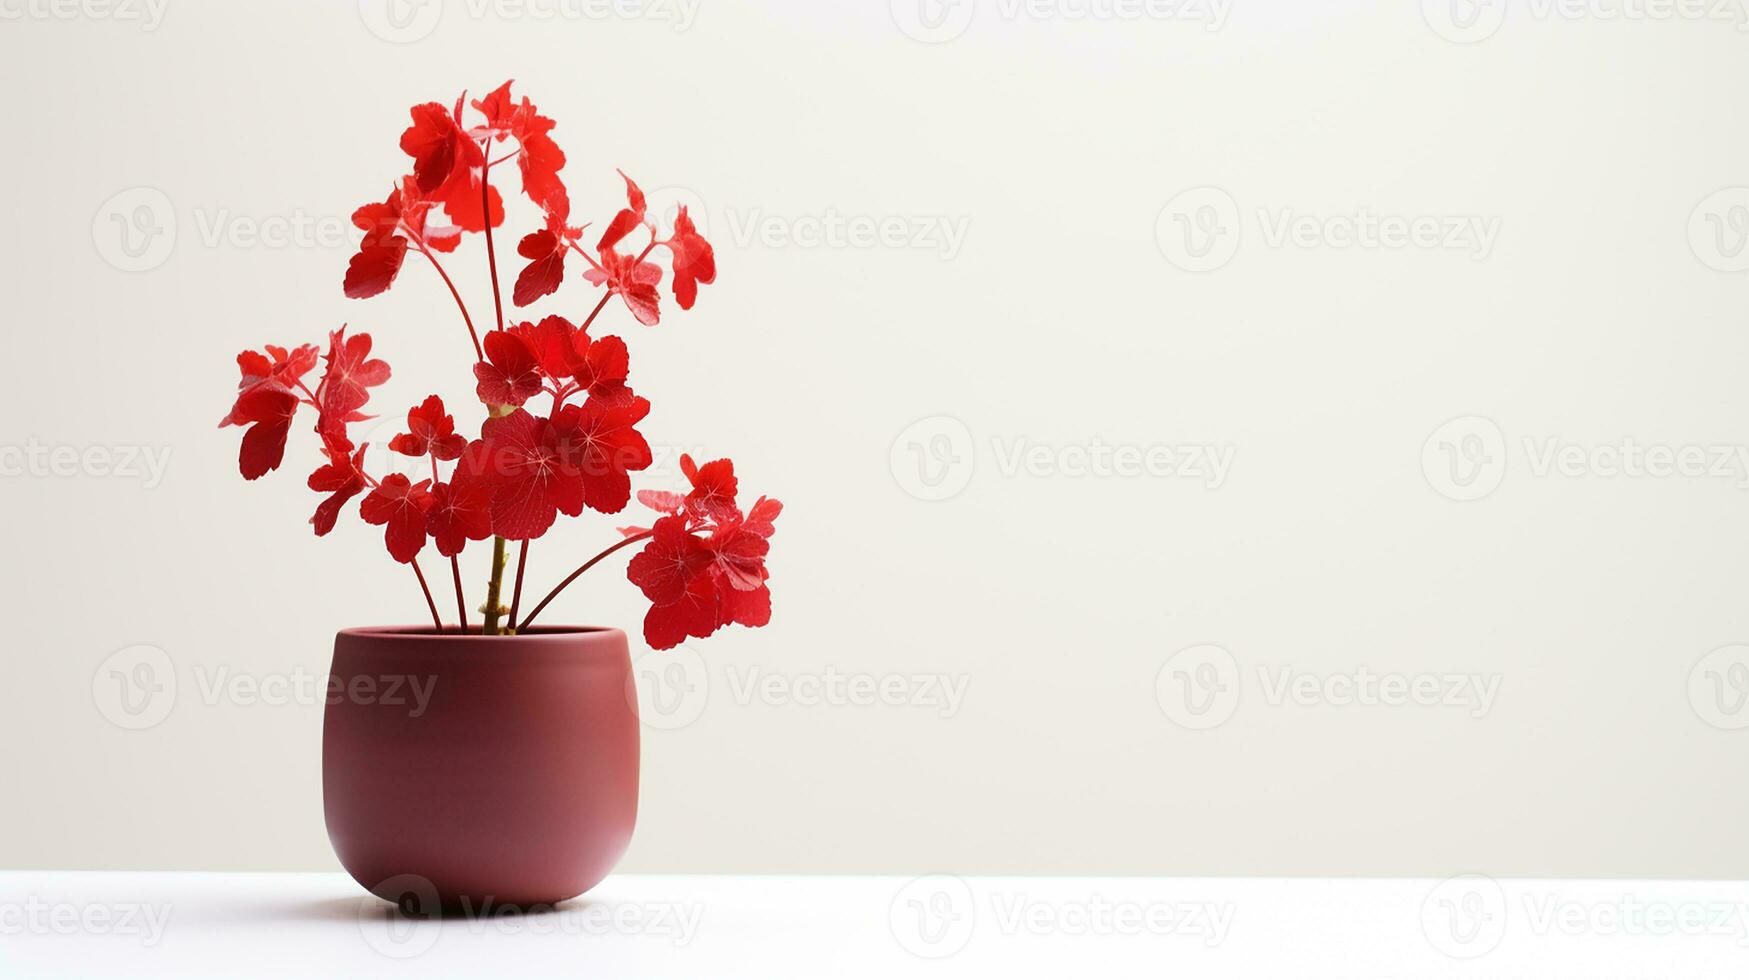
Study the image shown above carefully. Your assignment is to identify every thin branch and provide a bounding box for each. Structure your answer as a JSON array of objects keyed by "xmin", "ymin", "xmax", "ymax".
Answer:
[
  {"xmin": 413, "ymin": 243, "xmax": 483, "ymax": 361},
  {"xmin": 411, "ymin": 561, "xmax": 443, "ymax": 631},
  {"xmin": 518, "ymin": 531, "xmax": 653, "ymax": 632},
  {"xmin": 450, "ymin": 556, "xmax": 469, "ymax": 634},
  {"xmin": 481, "ymin": 142, "xmax": 506, "ymax": 333},
  {"xmin": 507, "ymin": 540, "xmax": 530, "ymax": 632}
]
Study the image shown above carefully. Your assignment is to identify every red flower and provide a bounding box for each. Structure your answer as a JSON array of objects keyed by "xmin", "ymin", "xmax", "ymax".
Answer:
[
  {"xmin": 595, "ymin": 170, "xmax": 647, "ymax": 253},
  {"xmin": 584, "ymin": 248, "xmax": 663, "ymax": 326},
  {"xmin": 308, "ymin": 436, "xmax": 368, "ymax": 537},
  {"xmin": 389, "ymin": 395, "xmax": 468, "ymax": 461},
  {"xmin": 425, "ymin": 478, "xmax": 493, "ymax": 558},
  {"xmin": 625, "ymin": 473, "xmax": 781, "ymax": 650},
  {"xmin": 473, "ymin": 330, "xmax": 544, "ymax": 407},
  {"xmin": 360, "ymin": 473, "xmax": 435, "ymax": 563},
  {"xmin": 664, "ymin": 205, "xmax": 715, "ymax": 310}
]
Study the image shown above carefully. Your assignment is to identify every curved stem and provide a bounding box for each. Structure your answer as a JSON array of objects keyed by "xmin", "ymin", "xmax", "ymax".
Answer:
[
  {"xmin": 414, "ymin": 243, "xmax": 483, "ymax": 361},
  {"xmin": 518, "ymin": 531, "xmax": 653, "ymax": 632},
  {"xmin": 450, "ymin": 555, "xmax": 469, "ymax": 634},
  {"xmin": 481, "ymin": 142, "xmax": 506, "ymax": 334},
  {"xmin": 410, "ymin": 560, "xmax": 443, "ymax": 631}
]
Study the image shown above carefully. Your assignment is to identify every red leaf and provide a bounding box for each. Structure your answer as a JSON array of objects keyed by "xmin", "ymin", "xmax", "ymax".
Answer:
[
  {"xmin": 627, "ymin": 515, "xmax": 710, "ymax": 606},
  {"xmin": 514, "ymin": 314, "xmax": 581, "ymax": 379},
  {"xmin": 344, "ymin": 235, "xmax": 409, "ymax": 299},
  {"xmin": 680, "ymin": 454, "xmax": 738, "ymax": 521},
  {"xmin": 389, "ymin": 394, "xmax": 467, "ymax": 461},
  {"xmin": 665, "ymin": 205, "xmax": 716, "ymax": 310},
  {"xmin": 230, "ymin": 388, "xmax": 300, "ymax": 481},
  {"xmin": 512, "ymin": 230, "xmax": 566, "ymax": 307},
  {"xmin": 360, "ymin": 473, "xmax": 435, "ymax": 563},
  {"xmin": 426, "ymin": 478, "xmax": 494, "ymax": 558},
  {"xmin": 552, "ymin": 387, "xmax": 652, "ymax": 514},
  {"xmin": 316, "ymin": 328, "xmax": 391, "ymax": 438},
  {"xmin": 308, "ymin": 437, "xmax": 368, "ymax": 536},
  {"xmin": 400, "ymin": 101, "xmax": 480, "ymax": 194},
  {"xmin": 473, "ymin": 331, "xmax": 544, "ymax": 407},
  {"xmin": 596, "ymin": 170, "xmax": 648, "ymax": 252},
  {"xmin": 461, "ymin": 409, "xmax": 582, "ymax": 541},
  {"xmin": 584, "ymin": 248, "xmax": 663, "ymax": 327}
]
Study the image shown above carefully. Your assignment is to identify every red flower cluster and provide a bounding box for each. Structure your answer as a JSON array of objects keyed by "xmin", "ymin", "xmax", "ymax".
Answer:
[
  {"xmin": 625, "ymin": 456, "xmax": 782, "ymax": 650},
  {"xmin": 221, "ymin": 82, "xmax": 774, "ymax": 649}
]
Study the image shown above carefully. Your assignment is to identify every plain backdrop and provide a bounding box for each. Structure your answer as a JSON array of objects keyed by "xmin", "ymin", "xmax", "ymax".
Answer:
[{"xmin": 3, "ymin": 0, "xmax": 1749, "ymax": 878}]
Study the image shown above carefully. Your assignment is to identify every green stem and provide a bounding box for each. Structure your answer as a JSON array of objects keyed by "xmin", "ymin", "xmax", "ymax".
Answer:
[{"xmin": 482, "ymin": 536, "xmax": 510, "ymax": 635}]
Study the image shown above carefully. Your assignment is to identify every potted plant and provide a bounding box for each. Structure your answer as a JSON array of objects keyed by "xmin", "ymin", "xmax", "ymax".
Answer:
[{"xmin": 218, "ymin": 81, "xmax": 781, "ymax": 909}]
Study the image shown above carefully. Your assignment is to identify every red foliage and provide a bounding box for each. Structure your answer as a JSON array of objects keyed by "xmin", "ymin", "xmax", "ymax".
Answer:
[{"xmin": 223, "ymin": 82, "xmax": 771, "ymax": 650}]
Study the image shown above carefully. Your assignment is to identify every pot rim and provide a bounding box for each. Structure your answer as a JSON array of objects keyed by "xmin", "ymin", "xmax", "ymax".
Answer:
[{"xmin": 337, "ymin": 625, "xmax": 621, "ymax": 641}]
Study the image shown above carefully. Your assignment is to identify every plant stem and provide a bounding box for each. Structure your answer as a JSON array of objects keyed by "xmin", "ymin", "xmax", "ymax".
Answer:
[
  {"xmin": 450, "ymin": 556, "xmax": 469, "ymax": 634},
  {"xmin": 411, "ymin": 560, "xmax": 443, "ymax": 631},
  {"xmin": 481, "ymin": 141, "xmax": 506, "ymax": 334},
  {"xmin": 482, "ymin": 536, "xmax": 509, "ymax": 635},
  {"xmin": 414, "ymin": 243, "xmax": 483, "ymax": 361},
  {"xmin": 507, "ymin": 540, "xmax": 530, "ymax": 632},
  {"xmin": 518, "ymin": 531, "xmax": 653, "ymax": 633}
]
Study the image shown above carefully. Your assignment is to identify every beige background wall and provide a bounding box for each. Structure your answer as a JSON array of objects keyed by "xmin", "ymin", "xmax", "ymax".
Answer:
[{"xmin": 3, "ymin": 0, "xmax": 1749, "ymax": 877}]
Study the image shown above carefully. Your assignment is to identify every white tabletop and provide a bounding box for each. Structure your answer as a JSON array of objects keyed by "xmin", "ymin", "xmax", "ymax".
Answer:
[{"xmin": 1, "ymin": 871, "xmax": 1745, "ymax": 978}]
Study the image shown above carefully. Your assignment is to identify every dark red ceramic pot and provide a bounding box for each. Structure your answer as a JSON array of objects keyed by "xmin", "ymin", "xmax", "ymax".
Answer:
[{"xmin": 323, "ymin": 626, "xmax": 639, "ymax": 909}]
